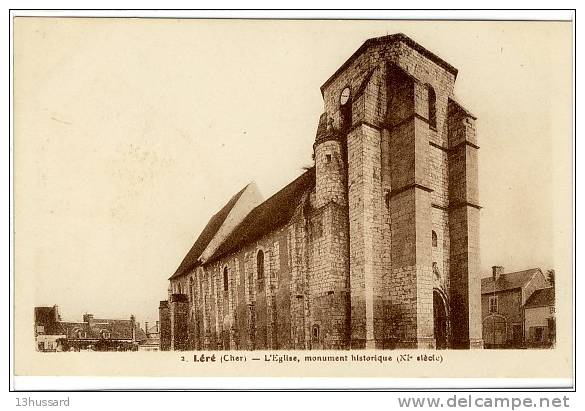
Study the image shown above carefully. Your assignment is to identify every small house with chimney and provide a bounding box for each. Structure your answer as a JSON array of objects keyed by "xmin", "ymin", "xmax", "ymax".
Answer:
[
  {"xmin": 524, "ymin": 287, "xmax": 556, "ymax": 348},
  {"xmin": 481, "ymin": 266, "xmax": 550, "ymax": 348}
]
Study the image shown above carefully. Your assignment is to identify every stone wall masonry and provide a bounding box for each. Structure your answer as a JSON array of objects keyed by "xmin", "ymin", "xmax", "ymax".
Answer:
[
  {"xmin": 174, "ymin": 223, "xmax": 298, "ymax": 350},
  {"xmin": 235, "ymin": 256, "xmax": 248, "ymax": 349},
  {"xmin": 351, "ymin": 67, "xmax": 385, "ymax": 127},
  {"xmin": 448, "ymin": 101, "xmax": 482, "ymax": 348},
  {"xmin": 315, "ymin": 140, "xmax": 346, "ymax": 208},
  {"xmin": 347, "ymin": 128, "xmax": 366, "ymax": 347},
  {"xmin": 158, "ymin": 301, "xmax": 171, "ymax": 351},
  {"xmin": 378, "ymin": 127, "xmax": 394, "ymax": 347},
  {"xmin": 347, "ymin": 123, "xmax": 383, "ymax": 348},
  {"xmin": 255, "ymin": 251, "xmax": 268, "ymax": 350},
  {"xmin": 395, "ymin": 42, "xmax": 455, "ymax": 148},
  {"xmin": 170, "ymin": 294, "xmax": 189, "ymax": 350},
  {"xmin": 414, "ymin": 188, "xmax": 434, "ymax": 346},
  {"xmin": 307, "ymin": 201, "xmax": 350, "ymax": 348},
  {"xmin": 288, "ymin": 215, "xmax": 308, "ymax": 349},
  {"xmin": 211, "ymin": 268, "xmax": 219, "ymax": 349},
  {"xmin": 431, "ymin": 207, "xmax": 450, "ymax": 294},
  {"xmin": 429, "ymin": 145, "xmax": 449, "ymax": 207},
  {"xmin": 388, "ymin": 187, "xmax": 434, "ymax": 348},
  {"xmin": 386, "ymin": 66, "xmax": 434, "ymax": 348},
  {"xmin": 322, "ymin": 39, "xmax": 455, "ymax": 144},
  {"xmin": 323, "ymin": 43, "xmax": 401, "ymax": 130},
  {"xmin": 243, "ymin": 251, "xmax": 256, "ymax": 349},
  {"xmin": 414, "ymin": 118, "xmax": 432, "ymax": 188}
]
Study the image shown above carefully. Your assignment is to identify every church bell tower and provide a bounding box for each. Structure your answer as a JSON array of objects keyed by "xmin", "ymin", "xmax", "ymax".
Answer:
[{"xmin": 316, "ymin": 34, "xmax": 482, "ymax": 349}]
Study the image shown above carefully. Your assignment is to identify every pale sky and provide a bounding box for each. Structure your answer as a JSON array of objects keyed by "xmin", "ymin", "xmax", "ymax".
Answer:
[{"xmin": 14, "ymin": 19, "xmax": 572, "ymax": 326}]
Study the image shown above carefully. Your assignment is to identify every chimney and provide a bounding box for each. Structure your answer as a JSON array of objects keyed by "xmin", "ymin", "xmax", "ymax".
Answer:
[
  {"xmin": 145, "ymin": 321, "xmax": 149, "ymax": 336},
  {"xmin": 492, "ymin": 266, "xmax": 504, "ymax": 282}
]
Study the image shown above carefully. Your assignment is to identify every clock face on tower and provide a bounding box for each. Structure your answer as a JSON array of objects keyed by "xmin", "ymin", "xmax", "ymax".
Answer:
[{"xmin": 340, "ymin": 87, "xmax": 351, "ymax": 105}]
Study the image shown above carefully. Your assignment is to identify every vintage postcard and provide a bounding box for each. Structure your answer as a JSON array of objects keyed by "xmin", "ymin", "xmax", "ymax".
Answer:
[{"xmin": 11, "ymin": 15, "xmax": 574, "ymax": 386}]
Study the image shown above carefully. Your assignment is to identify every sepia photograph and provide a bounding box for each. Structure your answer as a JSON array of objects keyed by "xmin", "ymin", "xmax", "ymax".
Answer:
[{"xmin": 10, "ymin": 12, "xmax": 574, "ymax": 386}]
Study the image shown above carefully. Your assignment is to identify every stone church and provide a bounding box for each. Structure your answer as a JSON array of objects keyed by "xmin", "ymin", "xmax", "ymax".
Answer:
[{"xmin": 159, "ymin": 33, "xmax": 483, "ymax": 350}]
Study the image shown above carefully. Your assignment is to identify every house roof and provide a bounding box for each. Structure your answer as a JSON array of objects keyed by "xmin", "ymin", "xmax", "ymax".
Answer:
[
  {"xmin": 141, "ymin": 337, "xmax": 160, "ymax": 346},
  {"xmin": 169, "ymin": 185, "xmax": 249, "ymax": 280},
  {"xmin": 207, "ymin": 167, "xmax": 315, "ymax": 263},
  {"xmin": 524, "ymin": 287, "xmax": 555, "ymax": 309},
  {"xmin": 320, "ymin": 33, "xmax": 458, "ymax": 95},
  {"xmin": 59, "ymin": 319, "xmax": 136, "ymax": 340},
  {"xmin": 481, "ymin": 268, "xmax": 543, "ymax": 295},
  {"xmin": 134, "ymin": 326, "xmax": 148, "ymax": 343}
]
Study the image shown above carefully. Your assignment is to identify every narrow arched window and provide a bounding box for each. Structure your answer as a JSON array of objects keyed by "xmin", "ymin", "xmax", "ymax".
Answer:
[
  {"xmin": 189, "ymin": 277, "xmax": 194, "ymax": 301},
  {"xmin": 340, "ymin": 86, "xmax": 352, "ymax": 131},
  {"xmin": 257, "ymin": 250, "xmax": 264, "ymax": 280},
  {"xmin": 223, "ymin": 266, "xmax": 229, "ymax": 292},
  {"xmin": 312, "ymin": 325, "xmax": 320, "ymax": 341},
  {"xmin": 427, "ymin": 84, "xmax": 437, "ymax": 129},
  {"xmin": 432, "ymin": 230, "xmax": 438, "ymax": 247}
]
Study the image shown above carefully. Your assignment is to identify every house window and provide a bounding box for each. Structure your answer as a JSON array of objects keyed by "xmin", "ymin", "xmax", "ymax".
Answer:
[
  {"xmin": 489, "ymin": 296, "xmax": 498, "ymax": 313},
  {"xmin": 427, "ymin": 84, "xmax": 437, "ymax": 129},
  {"xmin": 432, "ymin": 230, "xmax": 438, "ymax": 247},
  {"xmin": 257, "ymin": 250, "xmax": 264, "ymax": 280},
  {"xmin": 325, "ymin": 154, "xmax": 332, "ymax": 163},
  {"xmin": 223, "ymin": 266, "xmax": 229, "ymax": 292}
]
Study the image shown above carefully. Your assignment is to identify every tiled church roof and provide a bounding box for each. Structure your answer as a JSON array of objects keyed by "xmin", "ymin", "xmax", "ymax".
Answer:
[
  {"xmin": 169, "ymin": 185, "xmax": 248, "ymax": 280},
  {"xmin": 207, "ymin": 167, "xmax": 315, "ymax": 263}
]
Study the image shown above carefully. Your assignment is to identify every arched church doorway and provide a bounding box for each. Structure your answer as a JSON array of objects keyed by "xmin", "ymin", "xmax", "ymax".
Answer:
[{"xmin": 433, "ymin": 289, "xmax": 448, "ymax": 349}]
